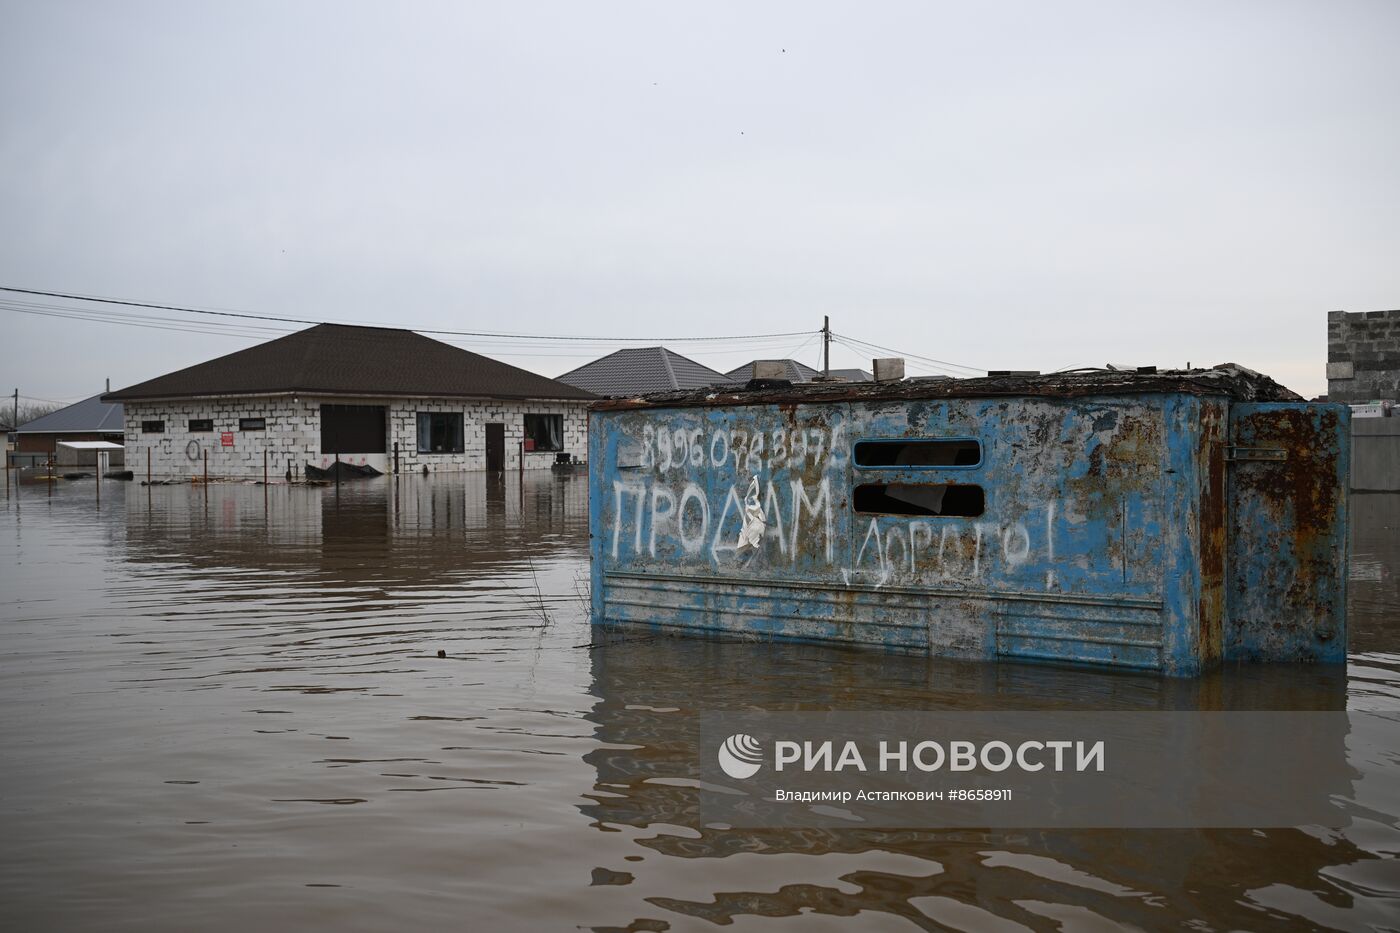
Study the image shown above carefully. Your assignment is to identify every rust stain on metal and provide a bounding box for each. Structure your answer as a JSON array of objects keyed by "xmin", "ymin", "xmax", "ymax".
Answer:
[
  {"xmin": 591, "ymin": 365, "xmax": 1301, "ymax": 413},
  {"xmin": 589, "ymin": 367, "xmax": 1346, "ymax": 676}
]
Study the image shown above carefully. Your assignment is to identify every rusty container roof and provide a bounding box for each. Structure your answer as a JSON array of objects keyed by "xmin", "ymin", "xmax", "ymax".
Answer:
[{"xmin": 590, "ymin": 363, "xmax": 1302, "ymax": 411}]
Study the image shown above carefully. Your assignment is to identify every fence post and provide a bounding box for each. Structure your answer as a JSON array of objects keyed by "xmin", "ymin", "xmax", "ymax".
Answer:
[
  {"xmin": 146, "ymin": 447, "xmax": 151, "ymax": 485},
  {"xmin": 263, "ymin": 448, "xmax": 268, "ymax": 486},
  {"xmin": 203, "ymin": 449, "xmax": 208, "ymax": 484}
]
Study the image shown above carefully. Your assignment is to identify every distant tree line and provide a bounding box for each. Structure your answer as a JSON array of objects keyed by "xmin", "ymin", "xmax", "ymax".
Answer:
[{"xmin": 7, "ymin": 400, "xmax": 65, "ymax": 428}]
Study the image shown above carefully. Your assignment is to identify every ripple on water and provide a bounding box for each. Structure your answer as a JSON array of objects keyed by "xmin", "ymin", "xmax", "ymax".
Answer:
[{"xmin": 1, "ymin": 476, "xmax": 1397, "ymax": 931}]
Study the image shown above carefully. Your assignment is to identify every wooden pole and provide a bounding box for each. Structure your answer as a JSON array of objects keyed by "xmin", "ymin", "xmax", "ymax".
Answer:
[
  {"xmin": 203, "ymin": 449, "xmax": 208, "ymax": 484},
  {"xmin": 263, "ymin": 448, "xmax": 268, "ymax": 485},
  {"xmin": 146, "ymin": 447, "xmax": 151, "ymax": 485}
]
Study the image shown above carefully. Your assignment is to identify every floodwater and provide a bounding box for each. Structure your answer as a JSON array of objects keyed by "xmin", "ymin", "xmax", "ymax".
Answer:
[{"xmin": 1, "ymin": 473, "xmax": 1397, "ymax": 932}]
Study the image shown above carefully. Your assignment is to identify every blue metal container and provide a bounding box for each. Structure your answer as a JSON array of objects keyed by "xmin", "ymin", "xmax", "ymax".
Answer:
[{"xmin": 588, "ymin": 368, "xmax": 1348, "ymax": 676}]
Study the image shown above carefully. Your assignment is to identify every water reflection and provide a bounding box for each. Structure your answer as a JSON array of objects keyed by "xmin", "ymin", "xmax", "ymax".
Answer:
[
  {"xmin": 0, "ymin": 477, "xmax": 1395, "ymax": 932},
  {"xmin": 579, "ymin": 637, "xmax": 1398, "ymax": 929},
  {"xmin": 118, "ymin": 472, "xmax": 586, "ymax": 581}
]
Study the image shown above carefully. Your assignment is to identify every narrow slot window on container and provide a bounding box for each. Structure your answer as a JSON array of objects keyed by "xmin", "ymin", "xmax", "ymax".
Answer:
[
  {"xmin": 853, "ymin": 483, "xmax": 985, "ymax": 517},
  {"xmin": 188, "ymin": 419, "xmax": 213, "ymax": 432},
  {"xmin": 854, "ymin": 439, "xmax": 981, "ymax": 467},
  {"xmin": 141, "ymin": 420, "xmax": 164, "ymax": 433}
]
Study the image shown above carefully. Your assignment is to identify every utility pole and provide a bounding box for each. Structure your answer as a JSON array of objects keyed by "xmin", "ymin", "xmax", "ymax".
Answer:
[
  {"xmin": 822, "ymin": 316, "xmax": 830, "ymax": 379},
  {"xmin": 12, "ymin": 389, "xmax": 17, "ymax": 432}
]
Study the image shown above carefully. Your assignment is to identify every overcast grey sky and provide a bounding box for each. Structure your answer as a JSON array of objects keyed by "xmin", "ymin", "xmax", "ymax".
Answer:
[{"xmin": 3, "ymin": 0, "xmax": 1397, "ymax": 404}]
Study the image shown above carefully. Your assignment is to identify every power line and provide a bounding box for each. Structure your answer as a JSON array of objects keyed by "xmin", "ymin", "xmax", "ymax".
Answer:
[
  {"xmin": 3, "ymin": 301, "xmax": 814, "ymax": 361},
  {"xmin": 0, "ymin": 285, "xmax": 815, "ymax": 343},
  {"xmin": 0, "ymin": 301, "xmax": 295, "ymax": 341},
  {"xmin": 832, "ymin": 332, "xmax": 985, "ymax": 375},
  {"xmin": 16, "ymin": 393, "xmax": 84, "ymax": 405},
  {"xmin": 830, "ymin": 335, "xmax": 975, "ymax": 379},
  {"xmin": 4, "ymin": 283, "xmax": 987, "ymax": 377}
]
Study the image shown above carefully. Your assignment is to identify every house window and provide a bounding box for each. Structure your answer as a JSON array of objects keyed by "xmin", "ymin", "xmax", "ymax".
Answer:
[
  {"xmin": 416, "ymin": 412, "xmax": 464, "ymax": 453},
  {"xmin": 853, "ymin": 483, "xmax": 985, "ymax": 517},
  {"xmin": 523, "ymin": 414, "xmax": 563, "ymax": 452},
  {"xmin": 141, "ymin": 420, "xmax": 165, "ymax": 433},
  {"xmin": 240, "ymin": 418, "xmax": 266, "ymax": 431},
  {"xmin": 854, "ymin": 439, "xmax": 981, "ymax": 467},
  {"xmin": 188, "ymin": 419, "xmax": 214, "ymax": 432},
  {"xmin": 320, "ymin": 404, "xmax": 386, "ymax": 454}
]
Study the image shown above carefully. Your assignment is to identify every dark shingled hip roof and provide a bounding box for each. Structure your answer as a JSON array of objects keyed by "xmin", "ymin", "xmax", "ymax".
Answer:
[
  {"xmin": 724, "ymin": 359, "xmax": 823, "ymax": 384},
  {"xmin": 103, "ymin": 324, "xmax": 596, "ymax": 403},
  {"xmin": 557, "ymin": 346, "xmax": 729, "ymax": 397}
]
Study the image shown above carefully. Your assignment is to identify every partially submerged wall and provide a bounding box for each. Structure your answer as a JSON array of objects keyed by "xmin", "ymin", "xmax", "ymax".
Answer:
[
  {"xmin": 123, "ymin": 396, "xmax": 588, "ymax": 479},
  {"xmin": 1353, "ymin": 417, "xmax": 1400, "ymax": 492},
  {"xmin": 591, "ymin": 395, "xmax": 1210, "ymax": 674}
]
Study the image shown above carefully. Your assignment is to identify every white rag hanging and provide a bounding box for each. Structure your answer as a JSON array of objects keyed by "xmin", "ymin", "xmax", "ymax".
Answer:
[{"xmin": 736, "ymin": 476, "xmax": 766, "ymax": 551}]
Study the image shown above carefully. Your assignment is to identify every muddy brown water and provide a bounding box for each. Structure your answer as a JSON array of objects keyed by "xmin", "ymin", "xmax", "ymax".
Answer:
[{"xmin": 1, "ymin": 474, "xmax": 1396, "ymax": 931}]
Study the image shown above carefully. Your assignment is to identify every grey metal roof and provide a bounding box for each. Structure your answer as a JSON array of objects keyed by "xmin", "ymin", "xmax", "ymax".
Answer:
[
  {"xmin": 724, "ymin": 359, "xmax": 824, "ymax": 384},
  {"xmin": 16, "ymin": 394, "xmax": 125, "ymax": 434},
  {"xmin": 103, "ymin": 324, "xmax": 595, "ymax": 402},
  {"xmin": 557, "ymin": 347, "xmax": 729, "ymax": 397},
  {"xmin": 828, "ymin": 368, "xmax": 873, "ymax": 382}
]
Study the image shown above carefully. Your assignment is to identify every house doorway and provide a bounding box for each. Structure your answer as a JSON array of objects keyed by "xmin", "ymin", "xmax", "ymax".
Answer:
[{"xmin": 485, "ymin": 422, "xmax": 505, "ymax": 472}]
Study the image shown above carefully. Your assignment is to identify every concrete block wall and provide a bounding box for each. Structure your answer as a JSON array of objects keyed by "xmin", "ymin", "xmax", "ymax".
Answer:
[
  {"xmin": 388, "ymin": 397, "xmax": 588, "ymax": 474},
  {"xmin": 123, "ymin": 396, "xmax": 313, "ymax": 480},
  {"xmin": 1328, "ymin": 309, "xmax": 1400, "ymax": 403},
  {"xmin": 124, "ymin": 395, "xmax": 589, "ymax": 479}
]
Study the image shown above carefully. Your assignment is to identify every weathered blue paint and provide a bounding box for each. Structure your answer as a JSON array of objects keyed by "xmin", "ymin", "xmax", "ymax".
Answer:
[
  {"xmin": 588, "ymin": 385, "xmax": 1348, "ymax": 676},
  {"xmin": 1226, "ymin": 403, "xmax": 1349, "ymax": 663}
]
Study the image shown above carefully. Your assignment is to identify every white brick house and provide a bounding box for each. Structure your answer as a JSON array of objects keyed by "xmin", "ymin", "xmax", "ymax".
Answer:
[{"xmin": 104, "ymin": 324, "xmax": 595, "ymax": 480}]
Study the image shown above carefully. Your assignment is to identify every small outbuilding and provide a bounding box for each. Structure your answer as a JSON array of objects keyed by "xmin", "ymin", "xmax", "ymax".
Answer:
[
  {"xmin": 12, "ymin": 394, "xmax": 126, "ymax": 468},
  {"xmin": 103, "ymin": 323, "xmax": 596, "ymax": 479}
]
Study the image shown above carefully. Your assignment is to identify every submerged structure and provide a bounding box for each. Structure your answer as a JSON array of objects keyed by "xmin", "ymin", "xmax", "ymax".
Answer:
[
  {"xmin": 103, "ymin": 324, "xmax": 594, "ymax": 479},
  {"xmin": 588, "ymin": 366, "xmax": 1349, "ymax": 676}
]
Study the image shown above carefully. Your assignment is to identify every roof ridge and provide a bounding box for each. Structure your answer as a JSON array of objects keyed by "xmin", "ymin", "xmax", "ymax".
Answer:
[{"xmin": 658, "ymin": 346, "xmax": 680, "ymax": 389}]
